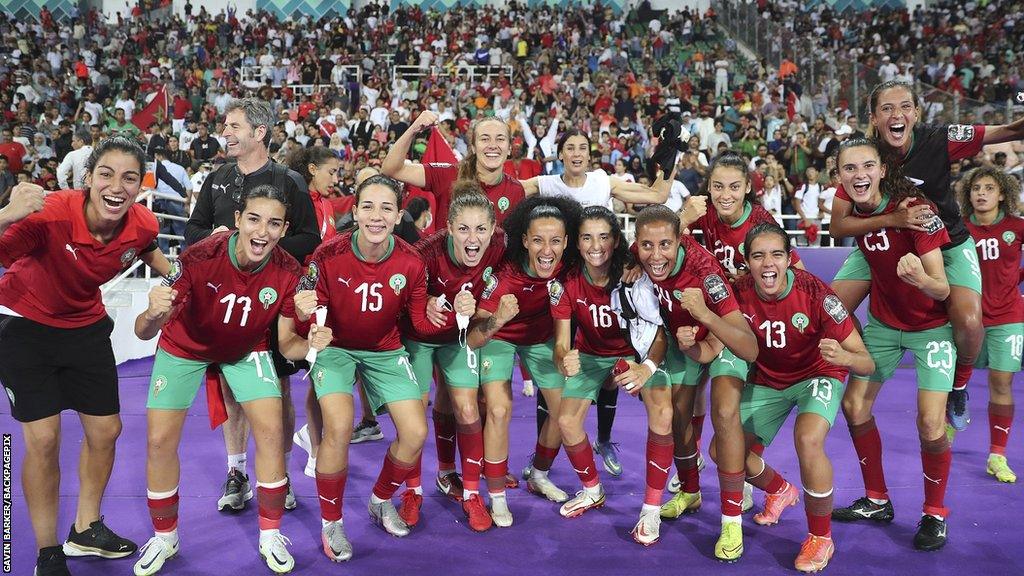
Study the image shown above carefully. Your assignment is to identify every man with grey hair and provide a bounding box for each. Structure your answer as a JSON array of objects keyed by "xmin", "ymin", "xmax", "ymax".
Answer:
[
  {"xmin": 176, "ymin": 97, "xmax": 318, "ymax": 574},
  {"xmin": 56, "ymin": 128, "xmax": 92, "ymax": 189}
]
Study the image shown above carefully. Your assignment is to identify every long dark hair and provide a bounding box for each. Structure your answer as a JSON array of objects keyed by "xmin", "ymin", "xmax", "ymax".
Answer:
[
  {"xmin": 86, "ymin": 135, "xmax": 147, "ymax": 176},
  {"xmin": 837, "ymin": 137, "xmax": 922, "ymax": 206},
  {"xmin": 958, "ymin": 166, "xmax": 1021, "ymax": 218},
  {"xmin": 557, "ymin": 128, "xmax": 592, "ymax": 156},
  {"xmin": 502, "ymin": 194, "xmax": 582, "ymax": 272},
  {"xmin": 240, "ymin": 183, "xmax": 291, "ymax": 221},
  {"xmin": 286, "ymin": 145, "xmax": 337, "ymax": 188},
  {"xmin": 579, "ymin": 205, "xmax": 632, "ymax": 294}
]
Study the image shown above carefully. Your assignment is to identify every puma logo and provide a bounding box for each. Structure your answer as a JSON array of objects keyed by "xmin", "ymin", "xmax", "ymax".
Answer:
[
  {"xmin": 466, "ymin": 457, "xmax": 483, "ymax": 467},
  {"xmin": 437, "ymin": 277, "xmax": 449, "ymax": 287},
  {"xmin": 338, "ymin": 277, "xmax": 352, "ymax": 287},
  {"xmin": 576, "ymin": 298, "xmax": 589, "ymax": 306},
  {"xmin": 573, "ymin": 466, "xmax": 591, "ymax": 476},
  {"xmin": 648, "ymin": 460, "xmax": 671, "ymax": 474},
  {"xmin": 859, "ymin": 457, "xmax": 867, "ymax": 466},
  {"xmin": 717, "ymin": 356, "xmax": 737, "ymax": 368},
  {"xmin": 521, "ymin": 285, "xmax": 536, "ymax": 292},
  {"xmin": 742, "ymin": 313, "xmax": 755, "ymax": 323},
  {"xmin": 726, "ymin": 499, "xmax": 744, "ymax": 508},
  {"xmin": 994, "ymin": 425, "xmax": 1011, "ymax": 434},
  {"xmin": 437, "ymin": 434, "xmax": 455, "ymax": 444},
  {"xmin": 207, "ymin": 282, "xmax": 221, "ymax": 293},
  {"xmin": 390, "ymin": 481, "xmax": 402, "ymax": 487},
  {"xmin": 65, "ymin": 243, "xmax": 79, "ymax": 260},
  {"xmin": 600, "ymin": 404, "xmax": 617, "ymax": 410},
  {"xmin": 319, "ymin": 495, "xmax": 338, "ymax": 505},
  {"xmin": 923, "ymin": 473, "xmax": 942, "ymax": 485}
]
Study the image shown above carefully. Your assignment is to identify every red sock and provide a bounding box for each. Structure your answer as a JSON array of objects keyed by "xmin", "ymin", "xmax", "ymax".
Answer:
[
  {"xmin": 750, "ymin": 441, "xmax": 765, "ymax": 457},
  {"xmin": 645, "ymin": 430, "xmax": 674, "ymax": 505},
  {"xmin": 921, "ymin": 435, "xmax": 952, "ymax": 517},
  {"xmin": 147, "ymin": 489, "xmax": 179, "ymax": 533},
  {"xmin": 315, "ymin": 469, "xmax": 347, "ymax": 522},
  {"xmin": 257, "ymin": 480, "xmax": 287, "ymax": 530},
  {"xmin": 433, "ymin": 409, "xmax": 458, "ymax": 472},
  {"xmin": 483, "ymin": 457, "xmax": 508, "ymax": 494},
  {"xmin": 719, "ymin": 470, "xmax": 745, "ymax": 516},
  {"xmin": 989, "ymin": 402, "xmax": 1014, "ymax": 455},
  {"xmin": 691, "ymin": 414, "xmax": 705, "ymax": 451},
  {"xmin": 804, "ymin": 489, "xmax": 833, "ymax": 537},
  {"xmin": 533, "ymin": 442, "xmax": 560, "ymax": 473},
  {"xmin": 850, "ymin": 417, "xmax": 888, "ymax": 501},
  {"xmin": 406, "ymin": 453, "xmax": 423, "ymax": 491},
  {"xmin": 674, "ymin": 453, "xmax": 700, "ymax": 493},
  {"xmin": 565, "ymin": 436, "xmax": 600, "ymax": 488},
  {"xmin": 456, "ymin": 419, "xmax": 483, "ymax": 492},
  {"xmin": 953, "ymin": 362, "xmax": 972, "ymax": 391},
  {"xmin": 747, "ymin": 459, "xmax": 785, "ymax": 494},
  {"xmin": 372, "ymin": 450, "xmax": 415, "ymax": 501}
]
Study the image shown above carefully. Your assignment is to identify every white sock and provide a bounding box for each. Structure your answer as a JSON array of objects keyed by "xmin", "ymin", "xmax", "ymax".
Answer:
[
  {"xmin": 532, "ymin": 469, "xmax": 549, "ymax": 480},
  {"xmin": 924, "ymin": 512, "xmax": 945, "ymax": 521},
  {"xmin": 258, "ymin": 528, "xmax": 279, "ymax": 546},
  {"xmin": 321, "ymin": 518, "xmax": 343, "ymax": 528},
  {"xmin": 584, "ymin": 484, "xmax": 602, "ymax": 497},
  {"xmin": 411, "ymin": 486, "xmax": 423, "ymax": 495},
  {"xmin": 641, "ymin": 503, "xmax": 660, "ymax": 515},
  {"xmin": 308, "ymin": 456, "xmax": 317, "ymax": 468},
  {"xmin": 868, "ymin": 497, "xmax": 888, "ymax": 505},
  {"xmin": 227, "ymin": 453, "xmax": 247, "ymax": 475},
  {"xmin": 463, "ymin": 489, "xmax": 479, "ymax": 500},
  {"xmin": 369, "ymin": 494, "xmax": 387, "ymax": 506},
  {"xmin": 721, "ymin": 514, "xmax": 742, "ymax": 525}
]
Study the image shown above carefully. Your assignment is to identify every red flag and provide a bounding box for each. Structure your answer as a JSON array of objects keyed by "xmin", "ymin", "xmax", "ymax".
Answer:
[
  {"xmin": 405, "ymin": 127, "xmax": 458, "ymax": 235},
  {"xmin": 132, "ymin": 85, "xmax": 168, "ymax": 131}
]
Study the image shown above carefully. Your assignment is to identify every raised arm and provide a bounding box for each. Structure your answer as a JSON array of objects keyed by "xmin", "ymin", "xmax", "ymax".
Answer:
[{"xmin": 381, "ymin": 110, "xmax": 436, "ymax": 188}]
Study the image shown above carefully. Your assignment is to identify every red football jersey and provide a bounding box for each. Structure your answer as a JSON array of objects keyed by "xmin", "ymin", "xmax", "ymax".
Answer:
[
  {"xmin": 301, "ymin": 231, "xmax": 436, "ymax": 352},
  {"xmin": 0, "ymin": 191, "xmax": 159, "ymax": 328},
  {"xmin": 644, "ymin": 235, "xmax": 740, "ymax": 342},
  {"xmin": 478, "ymin": 259, "xmax": 564, "ymax": 345},
  {"xmin": 853, "ymin": 197, "xmax": 950, "ymax": 331},
  {"xmin": 159, "ymin": 232, "xmax": 301, "ymax": 363},
  {"xmin": 692, "ymin": 201, "xmax": 802, "ymax": 271},
  {"xmin": 422, "ymin": 163, "xmax": 526, "ymax": 226},
  {"xmin": 733, "ymin": 268, "xmax": 854, "ymax": 390},
  {"xmin": 401, "ymin": 228, "xmax": 507, "ymax": 343},
  {"xmin": 551, "ymin": 267, "xmax": 634, "ymax": 357},
  {"xmin": 965, "ymin": 214, "xmax": 1024, "ymax": 326}
]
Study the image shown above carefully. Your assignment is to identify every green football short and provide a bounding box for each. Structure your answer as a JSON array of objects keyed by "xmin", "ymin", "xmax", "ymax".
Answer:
[
  {"xmin": 403, "ymin": 338, "xmax": 480, "ymax": 392},
  {"xmin": 665, "ymin": 334, "xmax": 749, "ymax": 386},
  {"xmin": 562, "ymin": 352, "xmax": 671, "ymax": 401},
  {"xmin": 975, "ymin": 323, "xmax": 1024, "ymax": 373},
  {"xmin": 310, "ymin": 346, "xmax": 421, "ymax": 414},
  {"xmin": 853, "ymin": 315, "xmax": 956, "ymax": 392},
  {"xmin": 147, "ymin": 348, "xmax": 280, "ymax": 410},
  {"xmin": 478, "ymin": 339, "xmax": 563, "ymax": 389},
  {"xmin": 832, "ymin": 237, "xmax": 981, "ymax": 295},
  {"xmin": 741, "ymin": 377, "xmax": 844, "ymax": 446}
]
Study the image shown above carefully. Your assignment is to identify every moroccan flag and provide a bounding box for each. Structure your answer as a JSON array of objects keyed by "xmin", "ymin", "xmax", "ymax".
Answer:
[
  {"xmin": 132, "ymin": 85, "xmax": 169, "ymax": 131},
  {"xmin": 405, "ymin": 126, "xmax": 457, "ymax": 235}
]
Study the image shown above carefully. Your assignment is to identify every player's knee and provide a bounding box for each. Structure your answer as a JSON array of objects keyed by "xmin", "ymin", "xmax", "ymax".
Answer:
[
  {"xmin": 711, "ymin": 403, "xmax": 740, "ymax": 427},
  {"xmin": 401, "ymin": 421, "xmax": 428, "ymax": 449},
  {"xmin": 24, "ymin": 428, "xmax": 61, "ymax": 458},
  {"xmin": 794, "ymin": 432, "xmax": 824, "ymax": 459},
  {"xmin": 916, "ymin": 411, "xmax": 945, "ymax": 439},
  {"xmin": 841, "ymin": 396, "xmax": 867, "ymax": 423},
  {"xmin": 487, "ymin": 402, "xmax": 511, "ymax": 425},
  {"xmin": 85, "ymin": 417, "xmax": 122, "ymax": 446},
  {"xmin": 649, "ymin": 405, "xmax": 673, "ymax": 434},
  {"xmin": 454, "ymin": 400, "xmax": 480, "ymax": 425},
  {"xmin": 556, "ymin": 411, "xmax": 581, "ymax": 438}
]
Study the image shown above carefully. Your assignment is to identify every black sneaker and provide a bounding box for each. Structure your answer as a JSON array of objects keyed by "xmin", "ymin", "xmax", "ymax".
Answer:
[
  {"xmin": 35, "ymin": 546, "xmax": 70, "ymax": 576},
  {"xmin": 62, "ymin": 517, "xmax": 137, "ymax": 559},
  {"xmin": 831, "ymin": 497, "xmax": 895, "ymax": 523},
  {"xmin": 217, "ymin": 469, "xmax": 253, "ymax": 512},
  {"xmin": 913, "ymin": 514, "xmax": 948, "ymax": 551},
  {"xmin": 946, "ymin": 388, "xmax": 971, "ymax": 432}
]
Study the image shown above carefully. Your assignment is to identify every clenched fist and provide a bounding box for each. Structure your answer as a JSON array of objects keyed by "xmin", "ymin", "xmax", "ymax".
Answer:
[
  {"xmin": 4, "ymin": 182, "xmax": 46, "ymax": 222},
  {"xmin": 294, "ymin": 290, "xmax": 319, "ymax": 322},
  {"xmin": 453, "ymin": 290, "xmax": 476, "ymax": 317},
  {"xmin": 308, "ymin": 324, "xmax": 333, "ymax": 352},
  {"xmin": 678, "ymin": 287, "xmax": 710, "ymax": 322},
  {"xmin": 494, "ymin": 293, "xmax": 520, "ymax": 325},
  {"xmin": 410, "ymin": 110, "xmax": 439, "ymax": 133},
  {"xmin": 681, "ymin": 195, "xmax": 708, "ymax": 225},
  {"xmin": 818, "ymin": 338, "xmax": 849, "ymax": 367},
  {"xmin": 560, "ymin": 349, "xmax": 581, "ymax": 377},
  {"xmin": 676, "ymin": 325, "xmax": 699, "ymax": 350},
  {"xmin": 896, "ymin": 253, "xmax": 928, "ymax": 289},
  {"xmin": 145, "ymin": 285, "xmax": 177, "ymax": 320}
]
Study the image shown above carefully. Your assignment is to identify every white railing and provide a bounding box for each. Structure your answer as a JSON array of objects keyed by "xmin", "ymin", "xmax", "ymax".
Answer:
[
  {"xmin": 616, "ymin": 212, "xmax": 839, "ymax": 245},
  {"xmin": 240, "ymin": 66, "xmax": 362, "ymax": 89},
  {"xmin": 101, "ymin": 190, "xmax": 186, "ymax": 294}
]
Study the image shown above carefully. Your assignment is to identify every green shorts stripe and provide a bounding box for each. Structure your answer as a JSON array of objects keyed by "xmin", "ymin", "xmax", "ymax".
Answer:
[
  {"xmin": 853, "ymin": 314, "xmax": 956, "ymax": 392},
  {"xmin": 975, "ymin": 323, "xmax": 1024, "ymax": 373},
  {"xmin": 563, "ymin": 352, "xmax": 670, "ymax": 401},
  {"xmin": 404, "ymin": 338, "xmax": 481, "ymax": 391},
  {"xmin": 147, "ymin": 348, "xmax": 281, "ymax": 410},
  {"xmin": 741, "ymin": 377, "xmax": 844, "ymax": 446},
  {"xmin": 310, "ymin": 346, "xmax": 421, "ymax": 414},
  {"xmin": 479, "ymin": 339, "xmax": 563, "ymax": 389}
]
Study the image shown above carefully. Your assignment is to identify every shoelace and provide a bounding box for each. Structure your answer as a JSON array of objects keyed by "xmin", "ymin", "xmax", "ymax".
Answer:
[
  {"xmin": 799, "ymin": 536, "xmax": 828, "ymax": 557},
  {"xmin": 599, "ymin": 441, "xmax": 622, "ymax": 455},
  {"xmin": 267, "ymin": 532, "xmax": 292, "ymax": 552}
]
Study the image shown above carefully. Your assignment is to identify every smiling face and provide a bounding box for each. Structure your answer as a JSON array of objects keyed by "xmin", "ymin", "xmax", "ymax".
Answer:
[
  {"xmin": 84, "ymin": 149, "xmax": 143, "ymax": 227},
  {"xmin": 448, "ymin": 206, "xmax": 495, "ymax": 268},
  {"xmin": 969, "ymin": 175, "xmax": 1003, "ymax": 216},
  {"xmin": 522, "ymin": 216, "xmax": 566, "ymax": 279},
  {"xmin": 747, "ymin": 232, "xmax": 791, "ymax": 298},
  {"xmin": 472, "ymin": 119, "xmax": 510, "ymax": 173},
  {"xmin": 708, "ymin": 165, "xmax": 748, "ymax": 222},
  {"xmin": 869, "ymin": 86, "xmax": 919, "ymax": 154},
  {"xmin": 353, "ymin": 183, "xmax": 402, "ymax": 245},
  {"xmin": 233, "ymin": 197, "xmax": 288, "ymax": 268},
  {"xmin": 560, "ymin": 134, "xmax": 590, "ymax": 177},
  {"xmin": 838, "ymin": 145, "xmax": 886, "ymax": 209},
  {"xmin": 636, "ymin": 221, "xmax": 680, "ymax": 281},
  {"xmin": 578, "ymin": 217, "xmax": 617, "ymax": 271},
  {"xmin": 309, "ymin": 156, "xmax": 341, "ymax": 193},
  {"xmin": 222, "ymin": 109, "xmax": 266, "ymax": 160}
]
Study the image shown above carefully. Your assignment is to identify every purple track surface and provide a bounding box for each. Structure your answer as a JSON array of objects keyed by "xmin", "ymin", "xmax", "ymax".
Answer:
[{"xmin": 3, "ymin": 357, "xmax": 1022, "ymax": 575}]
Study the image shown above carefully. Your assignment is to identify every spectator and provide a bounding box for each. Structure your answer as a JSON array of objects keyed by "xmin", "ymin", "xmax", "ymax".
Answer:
[
  {"xmin": 56, "ymin": 128, "xmax": 93, "ymax": 190},
  {"xmin": 151, "ymin": 148, "xmax": 192, "ymax": 255},
  {"xmin": 792, "ymin": 165, "xmax": 823, "ymax": 247}
]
